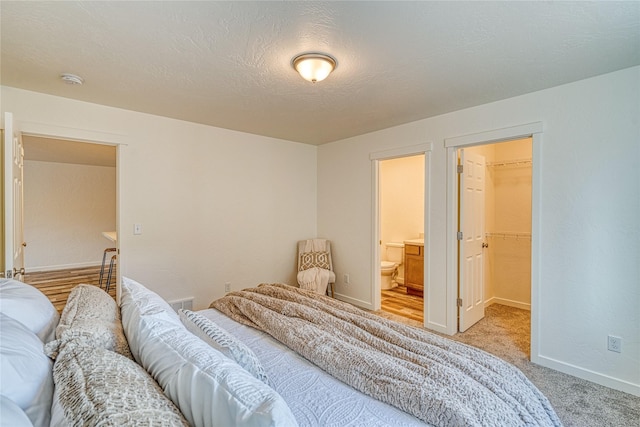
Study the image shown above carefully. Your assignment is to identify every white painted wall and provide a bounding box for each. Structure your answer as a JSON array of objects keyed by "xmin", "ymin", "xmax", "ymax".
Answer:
[
  {"xmin": 1, "ymin": 86, "xmax": 317, "ymax": 311},
  {"xmin": 380, "ymin": 155, "xmax": 424, "ymax": 282},
  {"xmin": 318, "ymin": 66, "xmax": 640, "ymax": 395},
  {"xmin": 23, "ymin": 160, "xmax": 116, "ymax": 271}
]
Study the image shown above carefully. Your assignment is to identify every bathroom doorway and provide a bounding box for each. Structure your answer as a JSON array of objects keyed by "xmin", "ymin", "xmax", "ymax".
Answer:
[{"xmin": 378, "ymin": 154, "xmax": 425, "ymax": 323}]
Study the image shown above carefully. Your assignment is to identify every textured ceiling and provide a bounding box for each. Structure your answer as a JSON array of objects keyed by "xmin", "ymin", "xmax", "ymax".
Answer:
[{"xmin": 2, "ymin": 1, "xmax": 639, "ymax": 145}]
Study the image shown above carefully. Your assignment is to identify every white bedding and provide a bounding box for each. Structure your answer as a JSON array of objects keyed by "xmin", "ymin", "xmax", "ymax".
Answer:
[{"xmin": 199, "ymin": 308, "xmax": 427, "ymax": 427}]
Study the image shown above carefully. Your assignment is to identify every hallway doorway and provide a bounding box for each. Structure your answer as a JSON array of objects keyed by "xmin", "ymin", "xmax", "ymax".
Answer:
[{"xmin": 21, "ymin": 136, "xmax": 118, "ymax": 293}]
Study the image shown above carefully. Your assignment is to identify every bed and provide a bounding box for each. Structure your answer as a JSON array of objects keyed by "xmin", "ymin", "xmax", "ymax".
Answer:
[
  {"xmin": 0, "ymin": 277, "xmax": 562, "ymax": 426},
  {"xmin": 198, "ymin": 307, "xmax": 425, "ymax": 426},
  {"xmin": 205, "ymin": 283, "xmax": 561, "ymax": 427}
]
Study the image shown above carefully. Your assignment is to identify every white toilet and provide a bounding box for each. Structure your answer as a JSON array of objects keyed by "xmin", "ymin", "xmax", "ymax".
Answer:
[{"xmin": 380, "ymin": 242, "xmax": 405, "ymax": 290}]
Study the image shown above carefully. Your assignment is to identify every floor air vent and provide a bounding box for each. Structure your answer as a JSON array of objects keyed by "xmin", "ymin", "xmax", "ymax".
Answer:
[{"xmin": 168, "ymin": 297, "xmax": 194, "ymax": 312}]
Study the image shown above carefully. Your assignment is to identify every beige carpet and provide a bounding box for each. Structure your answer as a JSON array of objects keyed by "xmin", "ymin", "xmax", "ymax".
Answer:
[{"xmin": 374, "ymin": 304, "xmax": 640, "ymax": 427}]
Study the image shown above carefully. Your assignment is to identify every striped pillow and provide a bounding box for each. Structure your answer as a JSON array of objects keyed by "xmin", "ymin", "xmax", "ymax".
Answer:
[{"xmin": 179, "ymin": 309, "xmax": 268, "ymax": 384}]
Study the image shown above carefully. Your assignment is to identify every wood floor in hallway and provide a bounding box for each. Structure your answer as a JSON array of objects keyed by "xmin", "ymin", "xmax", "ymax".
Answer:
[
  {"xmin": 380, "ymin": 285, "xmax": 423, "ymax": 323},
  {"xmin": 23, "ymin": 265, "xmax": 116, "ymax": 313}
]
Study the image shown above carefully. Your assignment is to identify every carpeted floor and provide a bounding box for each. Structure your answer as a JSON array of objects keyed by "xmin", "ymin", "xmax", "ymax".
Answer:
[{"xmin": 374, "ymin": 304, "xmax": 640, "ymax": 427}]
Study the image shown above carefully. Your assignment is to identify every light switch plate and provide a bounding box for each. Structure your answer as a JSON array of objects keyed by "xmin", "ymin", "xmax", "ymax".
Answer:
[{"xmin": 134, "ymin": 223, "xmax": 143, "ymax": 235}]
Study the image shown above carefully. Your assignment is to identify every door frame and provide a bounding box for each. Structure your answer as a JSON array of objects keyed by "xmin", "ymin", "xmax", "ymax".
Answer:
[
  {"xmin": 445, "ymin": 122, "xmax": 542, "ymax": 359},
  {"xmin": 370, "ymin": 142, "xmax": 432, "ymax": 320},
  {"xmin": 3, "ymin": 112, "xmax": 25, "ymax": 280},
  {"xmin": 11, "ymin": 120, "xmax": 127, "ymax": 300}
]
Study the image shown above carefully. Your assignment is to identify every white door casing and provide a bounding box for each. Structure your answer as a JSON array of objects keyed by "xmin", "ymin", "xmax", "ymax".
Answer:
[
  {"xmin": 459, "ymin": 149, "xmax": 486, "ymax": 332},
  {"xmin": 3, "ymin": 112, "xmax": 25, "ymax": 280},
  {"xmin": 369, "ymin": 143, "xmax": 432, "ymax": 315}
]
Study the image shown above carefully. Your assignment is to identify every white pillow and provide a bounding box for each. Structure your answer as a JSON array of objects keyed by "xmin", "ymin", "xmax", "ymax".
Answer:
[
  {"xmin": 120, "ymin": 277, "xmax": 181, "ymax": 362},
  {"xmin": 121, "ymin": 277, "xmax": 180, "ymax": 318},
  {"xmin": 0, "ymin": 395, "xmax": 33, "ymax": 427},
  {"xmin": 0, "ymin": 313, "xmax": 53, "ymax": 427},
  {"xmin": 0, "ymin": 279, "xmax": 59, "ymax": 343},
  {"xmin": 120, "ymin": 277, "xmax": 298, "ymax": 427},
  {"xmin": 179, "ymin": 309, "xmax": 269, "ymax": 384}
]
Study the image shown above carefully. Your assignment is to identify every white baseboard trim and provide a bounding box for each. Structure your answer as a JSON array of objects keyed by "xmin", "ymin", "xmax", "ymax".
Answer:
[
  {"xmin": 334, "ymin": 292, "xmax": 374, "ymax": 311},
  {"xmin": 533, "ymin": 353, "xmax": 640, "ymax": 397},
  {"xmin": 27, "ymin": 261, "xmax": 102, "ymax": 273},
  {"xmin": 485, "ymin": 296, "xmax": 531, "ymax": 311}
]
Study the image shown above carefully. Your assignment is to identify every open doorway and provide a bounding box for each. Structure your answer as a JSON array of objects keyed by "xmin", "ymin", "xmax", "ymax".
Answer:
[
  {"xmin": 379, "ymin": 154, "xmax": 425, "ymax": 323},
  {"xmin": 20, "ymin": 136, "xmax": 117, "ymax": 311},
  {"xmin": 370, "ymin": 142, "xmax": 432, "ymax": 325},
  {"xmin": 457, "ymin": 137, "xmax": 533, "ymax": 354},
  {"xmin": 445, "ymin": 122, "xmax": 542, "ymax": 357}
]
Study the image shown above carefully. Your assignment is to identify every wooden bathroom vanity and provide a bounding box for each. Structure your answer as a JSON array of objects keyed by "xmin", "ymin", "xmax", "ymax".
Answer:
[{"xmin": 403, "ymin": 239, "xmax": 424, "ymax": 297}]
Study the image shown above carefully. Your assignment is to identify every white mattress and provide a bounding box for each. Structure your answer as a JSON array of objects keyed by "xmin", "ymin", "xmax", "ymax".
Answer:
[{"xmin": 198, "ymin": 308, "xmax": 428, "ymax": 427}]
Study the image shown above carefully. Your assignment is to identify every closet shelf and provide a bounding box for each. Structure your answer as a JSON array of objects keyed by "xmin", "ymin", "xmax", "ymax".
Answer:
[
  {"xmin": 485, "ymin": 232, "xmax": 531, "ymax": 240},
  {"xmin": 486, "ymin": 158, "xmax": 531, "ymax": 168}
]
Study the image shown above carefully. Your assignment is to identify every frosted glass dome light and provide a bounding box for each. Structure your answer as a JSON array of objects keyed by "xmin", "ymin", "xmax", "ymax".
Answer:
[{"xmin": 292, "ymin": 53, "xmax": 337, "ymax": 83}]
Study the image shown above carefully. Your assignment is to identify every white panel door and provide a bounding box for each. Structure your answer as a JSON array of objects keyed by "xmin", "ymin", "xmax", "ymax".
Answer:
[
  {"xmin": 459, "ymin": 149, "xmax": 486, "ymax": 332},
  {"xmin": 3, "ymin": 112, "xmax": 25, "ymax": 280}
]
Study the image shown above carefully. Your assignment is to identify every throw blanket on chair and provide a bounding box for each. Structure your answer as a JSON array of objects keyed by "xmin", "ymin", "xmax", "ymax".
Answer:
[
  {"xmin": 297, "ymin": 267, "xmax": 332, "ymax": 295},
  {"xmin": 211, "ymin": 284, "xmax": 562, "ymax": 427}
]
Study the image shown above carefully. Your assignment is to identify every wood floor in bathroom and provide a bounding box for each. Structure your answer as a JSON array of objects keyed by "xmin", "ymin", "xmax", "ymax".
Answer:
[{"xmin": 380, "ymin": 285, "xmax": 424, "ymax": 322}]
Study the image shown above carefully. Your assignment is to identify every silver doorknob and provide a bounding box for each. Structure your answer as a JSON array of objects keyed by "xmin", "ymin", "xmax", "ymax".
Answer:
[{"xmin": 13, "ymin": 267, "xmax": 25, "ymax": 276}]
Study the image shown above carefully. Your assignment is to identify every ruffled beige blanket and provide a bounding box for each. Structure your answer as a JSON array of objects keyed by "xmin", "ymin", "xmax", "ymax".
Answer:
[{"xmin": 210, "ymin": 284, "xmax": 561, "ymax": 427}]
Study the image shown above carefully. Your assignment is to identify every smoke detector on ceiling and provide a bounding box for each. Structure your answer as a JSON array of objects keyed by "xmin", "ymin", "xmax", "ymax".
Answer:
[{"xmin": 60, "ymin": 73, "xmax": 84, "ymax": 85}]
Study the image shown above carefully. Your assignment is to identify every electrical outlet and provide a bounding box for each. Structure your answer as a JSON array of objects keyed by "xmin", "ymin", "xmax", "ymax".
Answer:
[
  {"xmin": 343, "ymin": 273, "xmax": 350, "ymax": 285},
  {"xmin": 224, "ymin": 282, "xmax": 231, "ymax": 293},
  {"xmin": 607, "ymin": 335, "xmax": 622, "ymax": 353}
]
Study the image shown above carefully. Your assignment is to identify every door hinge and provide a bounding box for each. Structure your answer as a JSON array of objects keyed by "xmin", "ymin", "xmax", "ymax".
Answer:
[
  {"xmin": 457, "ymin": 298, "xmax": 463, "ymax": 307},
  {"xmin": 457, "ymin": 164, "xmax": 463, "ymax": 174},
  {"xmin": 457, "ymin": 231, "xmax": 463, "ymax": 240}
]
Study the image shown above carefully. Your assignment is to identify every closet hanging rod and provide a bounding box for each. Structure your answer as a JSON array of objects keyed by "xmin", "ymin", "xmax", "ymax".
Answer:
[
  {"xmin": 485, "ymin": 232, "xmax": 531, "ymax": 240},
  {"xmin": 486, "ymin": 158, "xmax": 532, "ymax": 168}
]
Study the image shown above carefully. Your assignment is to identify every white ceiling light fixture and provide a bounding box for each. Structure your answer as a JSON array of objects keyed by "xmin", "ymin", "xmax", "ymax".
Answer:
[
  {"xmin": 60, "ymin": 73, "xmax": 84, "ymax": 85},
  {"xmin": 292, "ymin": 53, "xmax": 337, "ymax": 83}
]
